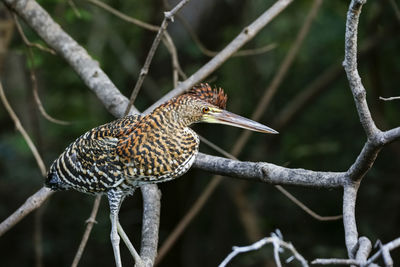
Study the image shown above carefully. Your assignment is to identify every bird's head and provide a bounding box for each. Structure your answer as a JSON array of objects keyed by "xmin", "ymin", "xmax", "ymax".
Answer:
[{"xmin": 174, "ymin": 84, "xmax": 278, "ymax": 134}]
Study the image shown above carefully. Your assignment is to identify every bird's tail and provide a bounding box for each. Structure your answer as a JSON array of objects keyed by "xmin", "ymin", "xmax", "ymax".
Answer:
[{"xmin": 45, "ymin": 164, "xmax": 68, "ymax": 191}]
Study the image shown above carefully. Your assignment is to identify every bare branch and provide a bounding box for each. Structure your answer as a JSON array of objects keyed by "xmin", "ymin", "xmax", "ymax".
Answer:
[
  {"xmin": 71, "ymin": 195, "xmax": 102, "ymax": 267},
  {"xmin": 12, "ymin": 13, "xmax": 55, "ymax": 54},
  {"xmin": 219, "ymin": 231, "xmax": 308, "ymax": 267},
  {"xmin": 342, "ymin": 183, "xmax": 359, "ymax": 258},
  {"xmin": 379, "ymin": 96, "xmax": 400, "ymax": 101},
  {"xmin": 124, "ymin": 0, "xmax": 190, "ymax": 115},
  {"xmin": 194, "ymin": 153, "xmax": 345, "ymax": 188},
  {"xmin": 343, "ymin": 0, "xmax": 380, "ymax": 140},
  {"xmin": 366, "ymin": 237, "xmax": 400, "ymax": 266},
  {"xmin": 0, "ymin": 81, "xmax": 47, "ymax": 176},
  {"xmin": 312, "ymin": 258, "xmax": 360, "ymax": 266},
  {"xmin": 313, "ymin": 237, "xmax": 400, "ymax": 266},
  {"xmin": 67, "ymin": 0, "xmax": 81, "ymax": 18},
  {"xmin": 355, "ymin": 236, "xmax": 372, "ymax": 264},
  {"xmin": 31, "ymin": 69, "xmax": 72, "ymax": 125},
  {"xmin": 0, "ymin": 187, "xmax": 53, "ymax": 237},
  {"xmin": 274, "ymin": 185, "xmax": 342, "ymax": 221},
  {"xmin": 140, "ymin": 185, "xmax": 161, "ymax": 267},
  {"xmin": 144, "ymin": 0, "xmax": 294, "ymax": 114},
  {"xmin": 382, "ymin": 127, "xmax": 400, "ymax": 144},
  {"xmin": 13, "ymin": 12, "xmax": 73, "ymax": 125},
  {"xmin": 86, "ymin": 0, "xmax": 158, "ymax": 31}
]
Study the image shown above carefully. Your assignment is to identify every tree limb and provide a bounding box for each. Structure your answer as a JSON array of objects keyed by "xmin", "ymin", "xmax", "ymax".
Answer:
[
  {"xmin": 194, "ymin": 153, "xmax": 345, "ymax": 188},
  {"xmin": 343, "ymin": 0, "xmax": 379, "ymax": 140}
]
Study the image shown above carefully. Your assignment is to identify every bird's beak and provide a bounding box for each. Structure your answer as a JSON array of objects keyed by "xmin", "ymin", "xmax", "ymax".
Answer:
[{"xmin": 205, "ymin": 109, "xmax": 279, "ymax": 134}]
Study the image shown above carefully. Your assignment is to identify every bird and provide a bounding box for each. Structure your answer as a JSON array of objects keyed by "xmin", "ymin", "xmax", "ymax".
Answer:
[{"xmin": 45, "ymin": 83, "xmax": 278, "ymax": 267}]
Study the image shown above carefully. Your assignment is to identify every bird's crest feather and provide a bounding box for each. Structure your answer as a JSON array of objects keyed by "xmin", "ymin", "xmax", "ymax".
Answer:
[{"xmin": 187, "ymin": 83, "xmax": 228, "ymax": 109}]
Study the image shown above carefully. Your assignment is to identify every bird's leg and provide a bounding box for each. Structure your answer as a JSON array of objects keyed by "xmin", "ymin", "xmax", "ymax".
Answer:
[
  {"xmin": 117, "ymin": 221, "xmax": 144, "ymax": 267},
  {"xmin": 108, "ymin": 189, "xmax": 124, "ymax": 267}
]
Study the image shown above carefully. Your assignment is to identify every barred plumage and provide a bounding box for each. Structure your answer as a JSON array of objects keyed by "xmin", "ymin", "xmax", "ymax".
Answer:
[{"xmin": 45, "ymin": 83, "xmax": 278, "ymax": 267}]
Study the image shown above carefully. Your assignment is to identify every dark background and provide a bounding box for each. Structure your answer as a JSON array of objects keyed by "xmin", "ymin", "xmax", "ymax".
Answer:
[{"xmin": 1, "ymin": 0, "xmax": 399, "ymax": 266}]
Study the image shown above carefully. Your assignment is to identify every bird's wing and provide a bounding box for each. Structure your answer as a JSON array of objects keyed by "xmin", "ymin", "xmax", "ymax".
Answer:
[{"xmin": 47, "ymin": 115, "xmax": 141, "ymax": 193}]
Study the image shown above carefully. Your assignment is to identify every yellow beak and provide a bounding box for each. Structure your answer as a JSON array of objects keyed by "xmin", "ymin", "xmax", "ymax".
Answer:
[{"xmin": 204, "ymin": 109, "xmax": 278, "ymax": 134}]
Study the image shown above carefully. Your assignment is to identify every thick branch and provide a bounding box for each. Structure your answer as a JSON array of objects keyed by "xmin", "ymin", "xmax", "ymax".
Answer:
[
  {"xmin": 139, "ymin": 185, "xmax": 161, "ymax": 267},
  {"xmin": 346, "ymin": 140, "xmax": 382, "ymax": 181},
  {"xmin": 343, "ymin": 0, "xmax": 379, "ymax": 139},
  {"xmin": 382, "ymin": 127, "xmax": 400, "ymax": 144},
  {"xmin": 3, "ymin": 0, "xmax": 137, "ymax": 117},
  {"xmin": 342, "ymin": 183, "xmax": 360, "ymax": 258},
  {"xmin": 194, "ymin": 153, "xmax": 345, "ymax": 188}
]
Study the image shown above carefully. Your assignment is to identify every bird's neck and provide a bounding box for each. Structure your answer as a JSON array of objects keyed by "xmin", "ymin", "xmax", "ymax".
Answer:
[{"xmin": 145, "ymin": 102, "xmax": 193, "ymax": 133}]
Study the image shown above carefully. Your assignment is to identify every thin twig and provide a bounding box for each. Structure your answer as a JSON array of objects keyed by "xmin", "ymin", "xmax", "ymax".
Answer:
[
  {"xmin": 71, "ymin": 195, "xmax": 102, "ymax": 267},
  {"xmin": 86, "ymin": 0, "xmax": 158, "ymax": 31},
  {"xmin": 234, "ymin": 43, "xmax": 276, "ymax": 57},
  {"xmin": 366, "ymin": 237, "xmax": 400, "ymax": 266},
  {"xmin": 124, "ymin": 0, "xmax": 190, "ymax": 116},
  {"xmin": 116, "ymin": 222, "xmax": 143, "ymax": 266},
  {"xmin": 14, "ymin": 11, "xmax": 73, "ymax": 125},
  {"xmin": 86, "ymin": 0, "xmax": 186, "ymax": 87},
  {"xmin": 165, "ymin": 2, "xmax": 277, "ymax": 58},
  {"xmin": 12, "ymin": 13, "xmax": 56, "ymax": 55},
  {"xmin": 379, "ymin": 96, "xmax": 400, "ymax": 101},
  {"xmin": 0, "ymin": 81, "xmax": 47, "ymax": 176},
  {"xmin": 67, "ymin": 0, "xmax": 81, "ymax": 18},
  {"xmin": 274, "ymin": 185, "xmax": 342, "ymax": 221},
  {"xmin": 218, "ymin": 231, "xmax": 308, "ymax": 267},
  {"xmin": 24, "ymin": 47, "xmax": 72, "ymax": 125},
  {"xmin": 162, "ymin": 32, "xmax": 186, "ymax": 87},
  {"xmin": 31, "ymin": 69, "xmax": 72, "ymax": 125}
]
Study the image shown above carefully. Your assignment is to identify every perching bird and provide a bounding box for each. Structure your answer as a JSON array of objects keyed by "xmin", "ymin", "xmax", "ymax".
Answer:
[{"xmin": 45, "ymin": 83, "xmax": 278, "ymax": 267}]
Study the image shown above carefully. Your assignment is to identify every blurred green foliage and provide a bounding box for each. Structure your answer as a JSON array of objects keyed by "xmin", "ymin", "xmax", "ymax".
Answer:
[{"xmin": 1, "ymin": 0, "xmax": 399, "ymax": 266}]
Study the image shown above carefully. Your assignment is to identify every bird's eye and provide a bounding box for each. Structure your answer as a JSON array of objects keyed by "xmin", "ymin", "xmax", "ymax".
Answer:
[{"xmin": 202, "ymin": 107, "xmax": 210, "ymax": 113}]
